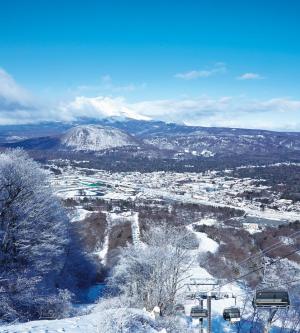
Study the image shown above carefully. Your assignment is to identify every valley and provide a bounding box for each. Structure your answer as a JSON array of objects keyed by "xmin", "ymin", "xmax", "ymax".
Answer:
[
  {"xmin": 1, "ymin": 120, "xmax": 300, "ymax": 332},
  {"xmin": 48, "ymin": 160, "xmax": 300, "ymax": 225}
]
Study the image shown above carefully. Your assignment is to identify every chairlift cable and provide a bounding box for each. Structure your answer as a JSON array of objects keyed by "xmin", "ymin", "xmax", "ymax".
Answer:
[
  {"xmin": 232, "ymin": 277, "xmax": 300, "ymax": 299},
  {"xmin": 207, "ymin": 246, "xmax": 300, "ymax": 293},
  {"xmin": 237, "ymin": 230, "xmax": 300, "ymax": 268}
]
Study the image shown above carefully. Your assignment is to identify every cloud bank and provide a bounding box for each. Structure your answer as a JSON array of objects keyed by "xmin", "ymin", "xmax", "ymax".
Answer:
[
  {"xmin": 59, "ymin": 96, "xmax": 150, "ymax": 121},
  {"xmin": 59, "ymin": 95, "xmax": 300, "ymax": 131}
]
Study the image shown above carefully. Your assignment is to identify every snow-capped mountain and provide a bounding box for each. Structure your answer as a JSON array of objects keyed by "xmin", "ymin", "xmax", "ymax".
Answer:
[{"xmin": 61, "ymin": 125, "xmax": 139, "ymax": 151}]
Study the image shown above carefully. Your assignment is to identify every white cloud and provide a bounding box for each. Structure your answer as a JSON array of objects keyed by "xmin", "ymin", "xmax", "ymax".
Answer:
[
  {"xmin": 237, "ymin": 72, "xmax": 264, "ymax": 80},
  {"xmin": 174, "ymin": 63, "xmax": 227, "ymax": 80},
  {"xmin": 256, "ymin": 98, "xmax": 300, "ymax": 112},
  {"xmin": 77, "ymin": 75, "xmax": 146, "ymax": 93},
  {"xmin": 0, "ymin": 68, "xmax": 42, "ymax": 125},
  {"xmin": 0, "ymin": 68, "xmax": 33, "ymax": 107},
  {"xmin": 59, "ymin": 96, "xmax": 150, "ymax": 121},
  {"xmin": 57, "ymin": 95, "xmax": 234, "ymax": 125},
  {"xmin": 131, "ymin": 96, "xmax": 231, "ymax": 121}
]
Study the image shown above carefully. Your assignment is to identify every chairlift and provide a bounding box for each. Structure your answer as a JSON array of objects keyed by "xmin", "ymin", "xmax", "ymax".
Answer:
[
  {"xmin": 200, "ymin": 291, "xmax": 220, "ymax": 300},
  {"xmin": 223, "ymin": 307, "xmax": 241, "ymax": 322},
  {"xmin": 190, "ymin": 306, "xmax": 208, "ymax": 318},
  {"xmin": 253, "ymin": 289, "xmax": 290, "ymax": 308},
  {"xmin": 211, "ymin": 291, "xmax": 221, "ymax": 300}
]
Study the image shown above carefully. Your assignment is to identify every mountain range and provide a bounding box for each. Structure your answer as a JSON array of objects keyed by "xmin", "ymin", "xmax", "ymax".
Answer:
[{"xmin": 1, "ymin": 118, "xmax": 300, "ymax": 171}]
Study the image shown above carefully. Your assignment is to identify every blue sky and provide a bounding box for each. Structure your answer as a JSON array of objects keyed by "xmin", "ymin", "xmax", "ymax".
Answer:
[{"xmin": 0, "ymin": 0, "xmax": 300, "ymax": 130}]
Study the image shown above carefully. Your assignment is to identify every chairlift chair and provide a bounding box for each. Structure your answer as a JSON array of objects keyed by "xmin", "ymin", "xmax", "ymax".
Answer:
[
  {"xmin": 190, "ymin": 306, "xmax": 208, "ymax": 318},
  {"xmin": 211, "ymin": 291, "xmax": 221, "ymax": 300},
  {"xmin": 253, "ymin": 289, "xmax": 290, "ymax": 308},
  {"xmin": 223, "ymin": 307, "xmax": 241, "ymax": 322},
  {"xmin": 201, "ymin": 291, "xmax": 220, "ymax": 300}
]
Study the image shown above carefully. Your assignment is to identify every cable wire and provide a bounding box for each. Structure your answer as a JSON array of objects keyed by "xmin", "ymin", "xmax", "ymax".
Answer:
[
  {"xmin": 237, "ymin": 230, "xmax": 300, "ymax": 268},
  {"xmin": 207, "ymin": 246, "xmax": 300, "ymax": 293}
]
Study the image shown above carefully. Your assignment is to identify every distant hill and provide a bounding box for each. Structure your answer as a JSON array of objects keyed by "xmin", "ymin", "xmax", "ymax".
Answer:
[{"xmin": 60, "ymin": 125, "xmax": 140, "ymax": 151}]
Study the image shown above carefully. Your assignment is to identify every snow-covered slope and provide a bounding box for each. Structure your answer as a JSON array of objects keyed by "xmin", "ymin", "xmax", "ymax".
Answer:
[
  {"xmin": 61, "ymin": 125, "xmax": 139, "ymax": 151},
  {"xmin": 0, "ymin": 303, "xmax": 161, "ymax": 333}
]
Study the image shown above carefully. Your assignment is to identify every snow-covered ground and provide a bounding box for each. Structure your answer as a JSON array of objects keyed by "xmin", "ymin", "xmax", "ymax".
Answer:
[
  {"xmin": 14, "ymin": 163, "xmax": 296, "ymax": 332},
  {"xmin": 1, "ymin": 217, "xmax": 294, "ymax": 333},
  {"xmin": 94, "ymin": 232, "xmax": 109, "ymax": 263},
  {"xmin": 94, "ymin": 211, "xmax": 142, "ymax": 263},
  {"xmin": 49, "ymin": 164, "xmax": 300, "ymax": 225},
  {"xmin": 131, "ymin": 212, "xmax": 141, "ymax": 247},
  {"xmin": 0, "ymin": 304, "xmax": 161, "ymax": 333},
  {"xmin": 183, "ymin": 221, "xmax": 249, "ymax": 332},
  {"xmin": 70, "ymin": 207, "xmax": 92, "ymax": 222},
  {"xmin": 187, "ymin": 222, "xmax": 219, "ymax": 254}
]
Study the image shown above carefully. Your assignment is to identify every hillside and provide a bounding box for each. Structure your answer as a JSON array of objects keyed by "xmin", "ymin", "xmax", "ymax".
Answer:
[{"xmin": 61, "ymin": 124, "xmax": 140, "ymax": 151}]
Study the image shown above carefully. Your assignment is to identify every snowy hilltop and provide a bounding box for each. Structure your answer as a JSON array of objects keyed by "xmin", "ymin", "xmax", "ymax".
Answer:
[{"xmin": 61, "ymin": 124, "xmax": 139, "ymax": 151}]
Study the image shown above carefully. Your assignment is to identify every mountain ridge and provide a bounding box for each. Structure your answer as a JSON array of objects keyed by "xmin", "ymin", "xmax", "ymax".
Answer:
[{"xmin": 1, "ymin": 118, "xmax": 300, "ymax": 160}]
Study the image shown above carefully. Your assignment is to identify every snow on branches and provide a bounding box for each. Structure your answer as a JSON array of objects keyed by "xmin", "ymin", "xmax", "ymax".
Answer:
[
  {"xmin": 0, "ymin": 149, "xmax": 69, "ymax": 322},
  {"xmin": 109, "ymin": 225, "xmax": 194, "ymax": 314}
]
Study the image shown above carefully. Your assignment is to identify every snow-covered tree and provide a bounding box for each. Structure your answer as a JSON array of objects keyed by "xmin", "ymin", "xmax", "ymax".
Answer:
[
  {"xmin": 93, "ymin": 297, "xmax": 191, "ymax": 333},
  {"xmin": 0, "ymin": 149, "xmax": 69, "ymax": 322},
  {"xmin": 109, "ymin": 225, "xmax": 193, "ymax": 314}
]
